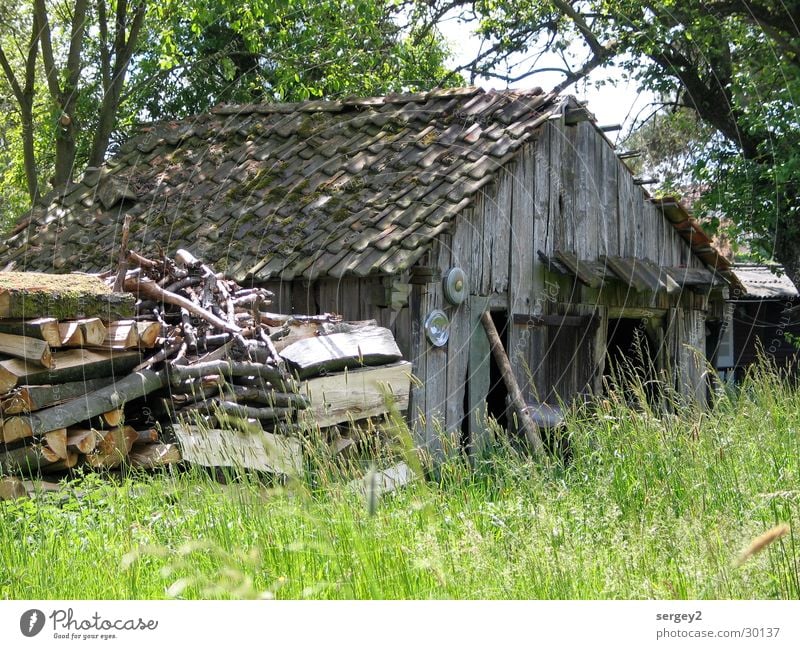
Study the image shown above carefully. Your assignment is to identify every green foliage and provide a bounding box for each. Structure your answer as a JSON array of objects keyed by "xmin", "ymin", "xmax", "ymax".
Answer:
[
  {"xmin": 120, "ymin": 0, "xmax": 456, "ymax": 122},
  {"xmin": 1, "ymin": 367, "xmax": 799, "ymax": 599}
]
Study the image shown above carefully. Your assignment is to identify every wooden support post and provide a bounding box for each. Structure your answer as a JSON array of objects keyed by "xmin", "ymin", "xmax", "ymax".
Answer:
[{"xmin": 480, "ymin": 311, "xmax": 545, "ymax": 456}]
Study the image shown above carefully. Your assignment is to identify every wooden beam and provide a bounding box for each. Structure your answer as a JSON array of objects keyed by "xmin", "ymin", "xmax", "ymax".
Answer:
[
  {"xmin": 480, "ymin": 312, "xmax": 544, "ymax": 456},
  {"xmin": 553, "ymin": 250, "xmax": 604, "ymax": 288}
]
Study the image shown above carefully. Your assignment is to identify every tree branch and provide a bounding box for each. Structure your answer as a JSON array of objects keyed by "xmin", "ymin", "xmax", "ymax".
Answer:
[{"xmin": 32, "ymin": 0, "xmax": 61, "ymax": 99}]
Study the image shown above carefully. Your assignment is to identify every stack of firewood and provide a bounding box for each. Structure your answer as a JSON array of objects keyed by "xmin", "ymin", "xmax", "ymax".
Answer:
[
  {"xmin": 0, "ymin": 249, "xmax": 411, "ymax": 478},
  {"xmin": 0, "ymin": 271, "xmax": 180, "ymax": 474}
]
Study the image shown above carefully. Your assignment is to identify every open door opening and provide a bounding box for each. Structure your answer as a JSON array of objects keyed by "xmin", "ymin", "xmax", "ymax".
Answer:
[
  {"xmin": 486, "ymin": 309, "xmax": 510, "ymax": 429},
  {"xmin": 604, "ymin": 317, "xmax": 659, "ymax": 404}
]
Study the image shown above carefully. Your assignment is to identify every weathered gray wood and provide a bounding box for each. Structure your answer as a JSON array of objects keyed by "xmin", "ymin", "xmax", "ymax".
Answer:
[
  {"xmin": 0, "ymin": 378, "xmax": 111, "ymax": 414},
  {"xmin": 0, "ymin": 349, "xmax": 141, "ymax": 390},
  {"xmin": 0, "ymin": 332, "xmax": 53, "ymax": 368},
  {"xmin": 0, "ymin": 318, "xmax": 61, "ymax": 348},
  {"xmin": 298, "ymin": 361, "xmax": 412, "ymax": 428},
  {"xmin": 481, "ymin": 311, "xmax": 544, "ymax": 455},
  {"xmin": 174, "ymin": 423, "xmax": 303, "ymax": 476},
  {"xmin": 348, "ymin": 462, "xmax": 417, "ymax": 499},
  {"xmin": 3, "ymin": 369, "xmax": 166, "ymax": 438},
  {"xmin": 0, "ymin": 272, "xmax": 135, "ymax": 320},
  {"xmin": 467, "ymin": 296, "xmax": 491, "ymax": 457},
  {"xmin": 279, "ymin": 325, "xmax": 402, "ymax": 378}
]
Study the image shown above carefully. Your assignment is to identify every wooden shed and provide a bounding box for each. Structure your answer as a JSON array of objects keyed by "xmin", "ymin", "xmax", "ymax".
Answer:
[
  {"xmin": 0, "ymin": 87, "xmax": 731, "ymax": 456},
  {"xmin": 715, "ymin": 265, "xmax": 800, "ymax": 379}
]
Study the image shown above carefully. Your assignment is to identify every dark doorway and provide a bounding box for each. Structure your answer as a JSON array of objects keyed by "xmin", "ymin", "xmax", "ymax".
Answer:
[
  {"xmin": 604, "ymin": 317, "xmax": 659, "ymax": 404},
  {"xmin": 486, "ymin": 310, "xmax": 510, "ymax": 429}
]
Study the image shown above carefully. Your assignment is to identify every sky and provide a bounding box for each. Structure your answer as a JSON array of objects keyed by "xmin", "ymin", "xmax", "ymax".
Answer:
[{"xmin": 437, "ymin": 14, "xmax": 656, "ymax": 147}]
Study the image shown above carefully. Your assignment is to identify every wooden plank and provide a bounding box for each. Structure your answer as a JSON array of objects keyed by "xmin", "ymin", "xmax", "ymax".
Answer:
[
  {"xmin": 446, "ymin": 222, "xmax": 472, "ymax": 441},
  {"xmin": 0, "ymin": 332, "xmax": 53, "ymax": 368},
  {"xmin": 0, "ymin": 349, "xmax": 141, "ymax": 389},
  {"xmin": 481, "ymin": 311, "xmax": 544, "ymax": 455},
  {"xmin": 0, "ymin": 378, "xmax": 111, "ymax": 414},
  {"xmin": 553, "ymin": 250, "xmax": 603, "ymax": 288},
  {"xmin": 348, "ymin": 462, "xmax": 417, "ymax": 499},
  {"xmin": 298, "ymin": 361, "xmax": 412, "ymax": 428},
  {"xmin": 174, "ymin": 424, "xmax": 303, "ymax": 476},
  {"xmin": 600, "ymin": 255, "xmax": 652, "ymax": 292},
  {"xmin": 0, "ymin": 318, "xmax": 60, "ymax": 348},
  {"xmin": 488, "ymin": 167, "xmax": 513, "ymax": 294},
  {"xmin": 0, "ymin": 272, "xmax": 134, "ymax": 320},
  {"xmin": 279, "ymin": 326, "xmax": 402, "ymax": 378},
  {"xmin": 467, "ymin": 296, "xmax": 491, "ymax": 457}
]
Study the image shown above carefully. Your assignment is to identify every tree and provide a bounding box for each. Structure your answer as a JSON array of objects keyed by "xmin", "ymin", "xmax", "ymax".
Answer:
[
  {"xmin": 0, "ymin": 0, "xmax": 454, "ymax": 230},
  {"xmin": 0, "ymin": 0, "xmax": 145, "ymax": 202},
  {"xmin": 415, "ymin": 1, "xmax": 800, "ymax": 286}
]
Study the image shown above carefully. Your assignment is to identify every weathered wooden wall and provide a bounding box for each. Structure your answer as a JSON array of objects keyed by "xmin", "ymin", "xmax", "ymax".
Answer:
[{"xmin": 263, "ymin": 117, "xmax": 719, "ymax": 452}]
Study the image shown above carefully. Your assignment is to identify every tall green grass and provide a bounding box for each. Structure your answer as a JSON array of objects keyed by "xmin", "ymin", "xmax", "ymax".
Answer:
[{"xmin": 1, "ymin": 364, "xmax": 798, "ymax": 599}]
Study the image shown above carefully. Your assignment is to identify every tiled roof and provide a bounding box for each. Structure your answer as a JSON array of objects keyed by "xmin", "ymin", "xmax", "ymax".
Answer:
[
  {"xmin": 731, "ymin": 264, "xmax": 799, "ymax": 299},
  {"xmin": 0, "ymin": 87, "xmax": 563, "ymax": 282}
]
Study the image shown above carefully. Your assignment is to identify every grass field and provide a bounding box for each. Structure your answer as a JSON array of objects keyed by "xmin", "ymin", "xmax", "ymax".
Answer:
[{"xmin": 1, "ymin": 365, "xmax": 798, "ymax": 599}]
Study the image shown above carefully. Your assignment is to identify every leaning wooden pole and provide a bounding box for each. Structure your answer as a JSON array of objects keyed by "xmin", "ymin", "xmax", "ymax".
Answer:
[{"xmin": 480, "ymin": 311, "xmax": 545, "ymax": 456}]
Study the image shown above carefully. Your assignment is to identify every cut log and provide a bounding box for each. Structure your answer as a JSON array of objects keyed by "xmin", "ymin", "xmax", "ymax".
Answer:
[
  {"xmin": 134, "ymin": 428, "xmax": 160, "ymax": 444},
  {"xmin": 298, "ymin": 361, "xmax": 412, "ymax": 428},
  {"xmin": 0, "ymin": 349, "xmax": 141, "ymax": 389},
  {"xmin": 58, "ymin": 318, "xmax": 107, "ymax": 347},
  {"xmin": 1, "ymin": 369, "xmax": 166, "ymax": 437},
  {"xmin": 0, "ymin": 271, "xmax": 135, "ymax": 320},
  {"xmin": 220, "ymin": 384, "xmax": 309, "ymax": 409},
  {"xmin": 41, "ymin": 452, "xmax": 80, "ymax": 473},
  {"xmin": 0, "ymin": 332, "xmax": 54, "ymax": 368},
  {"xmin": 136, "ymin": 321, "xmax": 161, "ymax": 348},
  {"xmin": 66, "ymin": 429, "xmax": 99, "ymax": 454},
  {"xmin": 0, "ymin": 378, "xmax": 111, "ymax": 414},
  {"xmin": 101, "ymin": 408, "xmax": 125, "ymax": 427},
  {"xmin": 279, "ymin": 326, "xmax": 402, "ymax": 378},
  {"xmin": 43, "ymin": 429, "xmax": 69, "ymax": 460},
  {"xmin": 0, "ymin": 416, "xmax": 34, "ymax": 444},
  {"xmin": 129, "ymin": 442, "xmax": 181, "ymax": 469},
  {"xmin": 0, "ymin": 444, "xmax": 55, "ymax": 473},
  {"xmin": 0, "ymin": 476, "xmax": 27, "ymax": 500},
  {"xmin": 184, "ymin": 399, "xmax": 295, "ymax": 423},
  {"xmin": 480, "ymin": 311, "xmax": 544, "ymax": 456},
  {"xmin": 167, "ymin": 360, "xmax": 290, "ymax": 389},
  {"xmin": 85, "ymin": 426, "xmax": 138, "ymax": 468},
  {"xmin": 0, "ymin": 318, "xmax": 61, "ymax": 348},
  {"xmin": 58, "ymin": 321, "xmax": 84, "ymax": 346},
  {"xmin": 99, "ymin": 320, "xmax": 139, "ymax": 349},
  {"xmin": 174, "ymin": 424, "xmax": 303, "ymax": 476}
]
